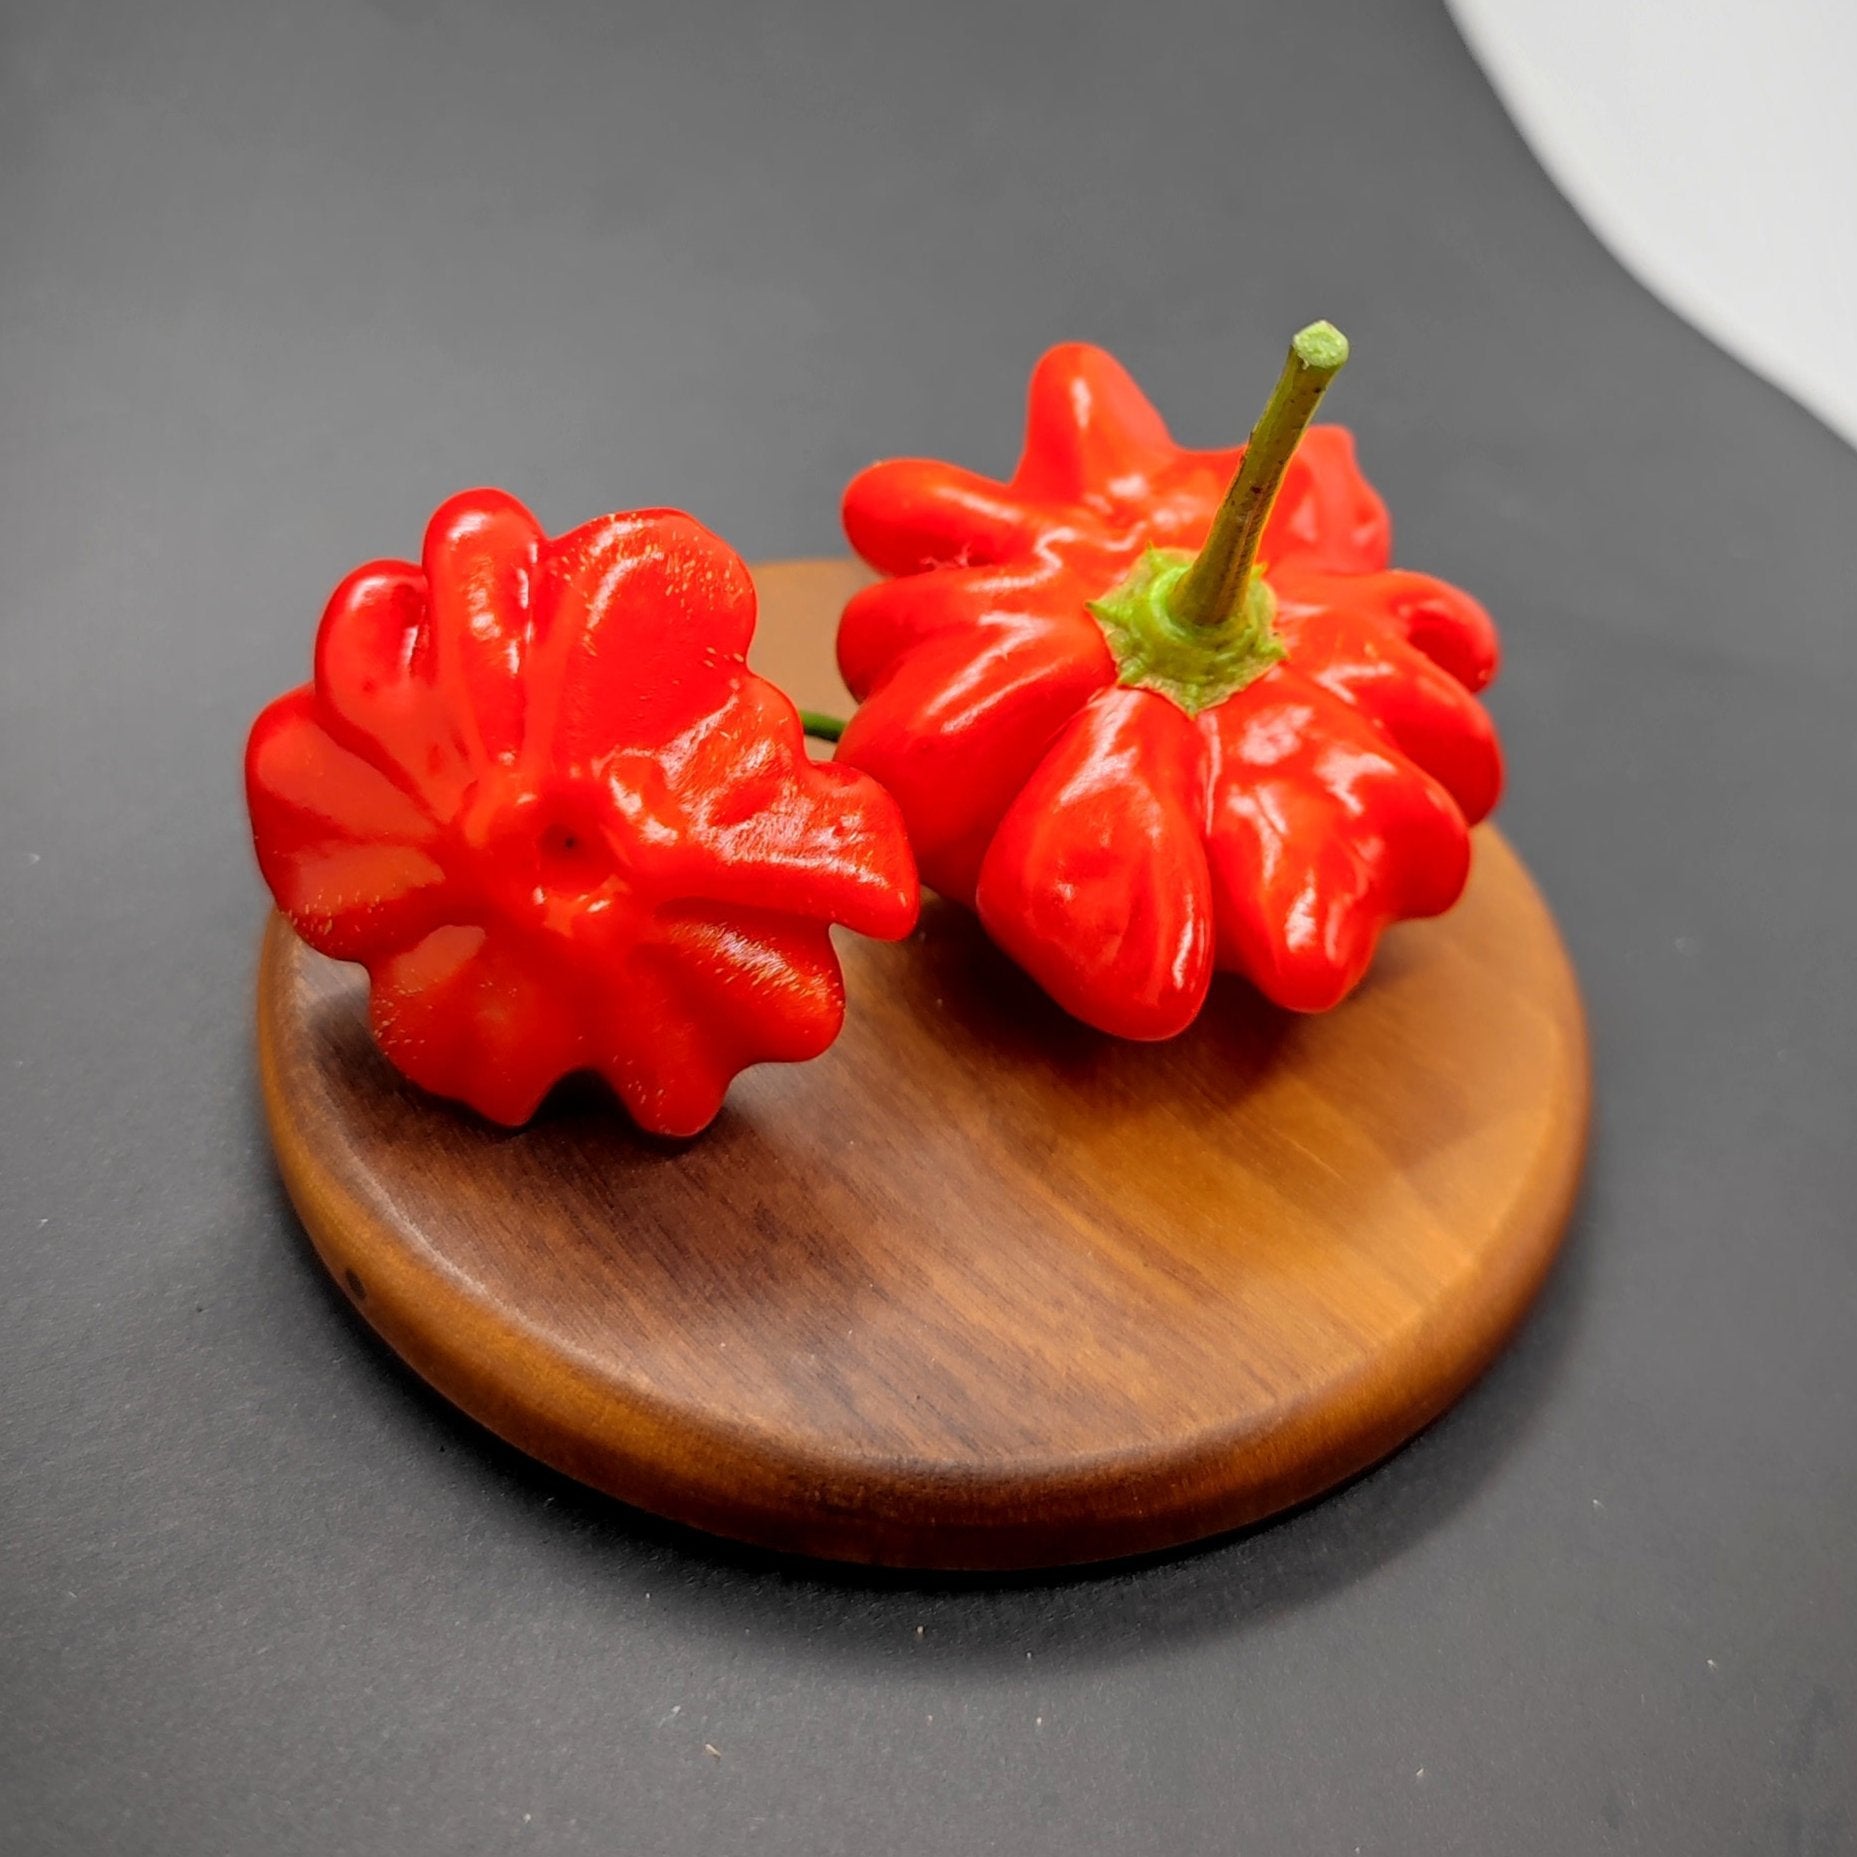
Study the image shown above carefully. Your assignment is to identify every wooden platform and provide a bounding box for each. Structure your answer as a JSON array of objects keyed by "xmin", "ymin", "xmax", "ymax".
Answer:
[{"xmin": 257, "ymin": 558, "xmax": 1589, "ymax": 1570}]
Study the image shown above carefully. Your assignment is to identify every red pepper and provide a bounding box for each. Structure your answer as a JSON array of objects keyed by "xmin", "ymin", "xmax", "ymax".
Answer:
[
  {"xmin": 835, "ymin": 325, "xmax": 1502, "ymax": 1037},
  {"xmin": 246, "ymin": 491, "xmax": 919, "ymax": 1133}
]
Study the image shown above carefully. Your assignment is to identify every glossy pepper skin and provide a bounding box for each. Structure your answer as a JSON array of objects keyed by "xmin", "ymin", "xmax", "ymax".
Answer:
[
  {"xmin": 836, "ymin": 343, "xmax": 1503, "ymax": 1037},
  {"xmin": 246, "ymin": 491, "xmax": 919, "ymax": 1133}
]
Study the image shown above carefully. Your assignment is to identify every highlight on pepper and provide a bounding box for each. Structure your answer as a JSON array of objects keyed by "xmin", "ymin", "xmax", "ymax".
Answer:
[
  {"xmin": 834, "ymin": 325, "xmax": 1504, "ymax": 1038},
  {"xmin": 245, "ymin": 490, "xmax": 920, "ymax": 1134}
]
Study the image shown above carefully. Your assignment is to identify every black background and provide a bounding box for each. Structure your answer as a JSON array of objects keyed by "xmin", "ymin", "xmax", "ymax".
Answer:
[{"xmin": 4, "ymin": 1, "xmax": 1854, "ymax": 1851}]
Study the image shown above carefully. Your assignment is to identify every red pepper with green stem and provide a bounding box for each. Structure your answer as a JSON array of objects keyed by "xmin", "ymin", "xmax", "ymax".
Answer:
[
  {"xmin": 831, "ymin": 324, "xmax": 1503, "ymax": 1037},
  {"xmin": 245, "ymin": 491, "xmax": 919, "ymax": 1133}
]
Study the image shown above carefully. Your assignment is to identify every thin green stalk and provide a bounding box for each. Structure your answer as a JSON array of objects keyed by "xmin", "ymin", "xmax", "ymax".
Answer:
[
  {"xmin": 798, "ymin": 709, "xmax": 847, "ymax": 743},
  {"xmin": 1171, "ymin": 321, "xmax": 1350, "ymax": 631}
]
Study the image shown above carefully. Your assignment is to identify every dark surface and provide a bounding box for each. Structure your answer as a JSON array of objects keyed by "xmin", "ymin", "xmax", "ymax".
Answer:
[{"xmin": 1, "ymin": 0, "xmax": 1852, "ymax": 1850}]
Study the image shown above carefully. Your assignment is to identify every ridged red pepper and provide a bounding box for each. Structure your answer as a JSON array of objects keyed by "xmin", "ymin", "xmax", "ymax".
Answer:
[
  {"xmin": 246, "ymin": 490, "xmax": 919, "ymax": 1133},
  {"xmin": 835, "ymin": 325, "xmax": 1502, "ymax": 1037}
]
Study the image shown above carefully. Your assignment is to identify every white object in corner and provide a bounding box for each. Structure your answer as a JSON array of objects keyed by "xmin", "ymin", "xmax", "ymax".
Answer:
[{"xmin": 1449, "ymin": 0, "xmax": 1857, "ymax": 450}]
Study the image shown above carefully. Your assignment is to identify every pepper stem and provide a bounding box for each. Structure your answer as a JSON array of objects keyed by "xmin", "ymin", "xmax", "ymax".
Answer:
[
  {"xmin": 1171, "ymin": 321, "xmax": 1350, "ymax": 632},
  {"xmin": 798, "ymin": 709, "xmax": 847, "ymax": 743}
]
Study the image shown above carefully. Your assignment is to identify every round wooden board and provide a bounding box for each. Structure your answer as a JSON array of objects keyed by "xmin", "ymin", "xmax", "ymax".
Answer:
[{"xmin": 258, "ymin": 557, "xmax": 1590, "ymax": 1570}]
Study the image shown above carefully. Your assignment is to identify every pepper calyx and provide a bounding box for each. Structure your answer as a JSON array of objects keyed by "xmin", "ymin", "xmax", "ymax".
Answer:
[{"xmin": 1088, "ymin": 547, "xmax": 1285, "ymax": 716}]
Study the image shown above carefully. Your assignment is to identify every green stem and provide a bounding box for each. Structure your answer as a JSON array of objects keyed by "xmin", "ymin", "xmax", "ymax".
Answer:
[
  {"xmin": 798, "ymin": 709, "xmax": 847, "ymax": 743},
  {"xmin": 1171, "ymin": 321, "xmax": 1350, "ymax": 632}
]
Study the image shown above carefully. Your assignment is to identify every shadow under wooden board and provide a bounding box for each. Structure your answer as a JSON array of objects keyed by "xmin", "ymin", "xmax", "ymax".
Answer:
[{"xmin": 257, "ymin": 557, "xmax": 1591, "ymax": 1571}]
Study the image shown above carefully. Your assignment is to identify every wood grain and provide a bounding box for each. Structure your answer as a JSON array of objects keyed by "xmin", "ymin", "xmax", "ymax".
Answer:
[{"xmin": 257, "ymin": 557, "xmax": 1590, "ymax": 1570}]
